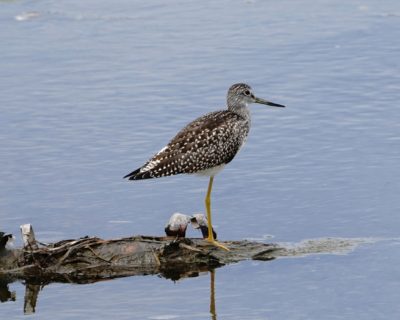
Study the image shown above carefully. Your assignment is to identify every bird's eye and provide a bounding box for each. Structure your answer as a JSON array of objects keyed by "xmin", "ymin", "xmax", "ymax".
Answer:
[{"xmin": 244, "ymin": 90, "xmax": 250, "ymax": 96}]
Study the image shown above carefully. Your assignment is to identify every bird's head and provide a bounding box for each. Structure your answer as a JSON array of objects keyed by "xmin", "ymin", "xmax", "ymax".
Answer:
[{"xmin": 227, "ymin": 83, "xmax": 285, "ymax": 109}]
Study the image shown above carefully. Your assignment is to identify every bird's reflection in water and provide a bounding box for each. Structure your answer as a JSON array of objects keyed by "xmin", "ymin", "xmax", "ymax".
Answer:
[{"xmin": 210, "ymin": 269, "xmax": 217, "ymax": 320}]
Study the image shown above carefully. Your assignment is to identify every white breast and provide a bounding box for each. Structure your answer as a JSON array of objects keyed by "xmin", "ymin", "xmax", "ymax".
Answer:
[{"xmin": 194, "ymin": 164, "xmax": 226, "ymax": 177}]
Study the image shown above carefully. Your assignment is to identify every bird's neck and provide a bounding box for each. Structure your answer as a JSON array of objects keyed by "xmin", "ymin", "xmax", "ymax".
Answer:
[{"xmin": 228, "ymin": 103, "xmax": 251, "ymax": 120}]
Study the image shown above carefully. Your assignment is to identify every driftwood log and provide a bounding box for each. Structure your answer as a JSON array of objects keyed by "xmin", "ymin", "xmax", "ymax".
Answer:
[
  {"xmin": 0, "ymin": 224, "xmax": 370, "ymax": 285},
  {"xmin": 0, "ymin": 224, "xmax": 283, "ymax": 283},
  {"xmin": 0, "ymin": 224, "xmax": 371, "ymax": 314},
  {"xmin": 0, "ymin": 223, "xmax": 371, "ymax": 286},
  {"xmin": 0, "ymin": 224, "xmax": 284, "ymax": 314}
]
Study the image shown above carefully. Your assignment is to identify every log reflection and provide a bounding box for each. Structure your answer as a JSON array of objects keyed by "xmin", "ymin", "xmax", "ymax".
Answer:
[
  {"xmin": 0, "ymin": 269, "xmax": 219, "ymax": 316},
  {"xmin": 23, "ymin": 283, "xmax": 41, "ymax": 314},
  {"xmin": 0, "ymin": 278, "xmax": 16, "ymax": 302}
]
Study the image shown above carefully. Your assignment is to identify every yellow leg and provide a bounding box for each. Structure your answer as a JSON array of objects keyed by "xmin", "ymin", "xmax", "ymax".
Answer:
[
  {"xmin": 205, "ymin": 176, "xmax": 215, "ymax": 241},
  {"xmin": 205, "ymin": 176, "xmax": 229, "ymax": 251}
]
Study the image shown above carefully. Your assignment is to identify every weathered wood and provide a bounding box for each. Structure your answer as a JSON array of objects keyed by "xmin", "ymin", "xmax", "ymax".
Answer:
[
  {"xmin": 0, "ymin": 232, "xmax": 283, "ymax": 283},
  {"xmin": 0, "ymin": 224, "xmax": 370, "ymax": 284},
  {"xmin": 0, "ymin": 225, "xmax": 375, "ymax": 316},
  {"xmin": 20, "ymin": 224, "xmax": 39, "ymax": 250}
]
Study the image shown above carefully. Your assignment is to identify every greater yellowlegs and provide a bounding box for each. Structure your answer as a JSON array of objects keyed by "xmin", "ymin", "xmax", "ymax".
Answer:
[{"xmin": 124, "ymin": 83, "xmax": 285, "ymax": 250}]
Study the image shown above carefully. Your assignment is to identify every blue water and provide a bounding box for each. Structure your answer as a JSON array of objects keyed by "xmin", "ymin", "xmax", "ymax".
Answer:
[{"xmin": 1, "ymin": 0, "xmax": 400, "ymax": 319}]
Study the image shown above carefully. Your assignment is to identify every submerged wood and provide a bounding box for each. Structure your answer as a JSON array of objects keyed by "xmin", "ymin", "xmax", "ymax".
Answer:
[{"xmin": 0, "ymin": 233, "xmax": 283, "ymax": 283}]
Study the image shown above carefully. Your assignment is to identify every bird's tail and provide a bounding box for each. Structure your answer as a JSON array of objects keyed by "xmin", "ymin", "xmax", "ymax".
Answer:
[
  {"xmin": 123, "ymin": 168, "xmax": 153, "ymax": 180},
  {"xmin": 123, "ymin": 168, "xmax": 141, "ymax": 180}
]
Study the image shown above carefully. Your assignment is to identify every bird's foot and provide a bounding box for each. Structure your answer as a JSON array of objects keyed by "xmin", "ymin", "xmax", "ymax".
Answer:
[{"xmin": 206, "ymin": 238, "xmax": 230, "ymax": 251}]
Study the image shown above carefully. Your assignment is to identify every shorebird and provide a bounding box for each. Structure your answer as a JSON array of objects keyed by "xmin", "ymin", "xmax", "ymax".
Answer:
[{"xmin": 124, "ymin": 83, "xmax": 285, "ymax": 250}]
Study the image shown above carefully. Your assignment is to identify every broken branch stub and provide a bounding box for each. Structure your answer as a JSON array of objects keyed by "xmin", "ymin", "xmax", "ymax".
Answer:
[{"xmin": 20, "ymin": 224, "xmax": 39, "ymax": 251}]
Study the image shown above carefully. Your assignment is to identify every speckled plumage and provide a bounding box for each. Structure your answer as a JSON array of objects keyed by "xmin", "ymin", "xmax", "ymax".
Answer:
[
  {"xmin": 124, "ymin": 83, "xmax": 285, "ymax": 181},
  {"xmin": 124, "ymin": 83, "xmax": 285, "ymax": 247},
  {"xmin": 125, "ymin": 110, "xmax": 250, "ymax": 180}
]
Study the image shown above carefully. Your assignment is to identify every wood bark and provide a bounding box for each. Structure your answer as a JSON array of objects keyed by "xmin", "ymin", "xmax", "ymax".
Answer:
[
  {"xmin": 0, "ymin": 234, "xmax": 282, "ymax": 283},
  {"xmin": 1, "ymin": 224, "xmax": 366, "ymax": 284}
]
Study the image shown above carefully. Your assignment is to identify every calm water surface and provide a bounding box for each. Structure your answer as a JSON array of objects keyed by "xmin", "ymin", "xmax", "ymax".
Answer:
[{"xmin": 1, "ymin": 0, "xmax": 400, "ymax": 319}]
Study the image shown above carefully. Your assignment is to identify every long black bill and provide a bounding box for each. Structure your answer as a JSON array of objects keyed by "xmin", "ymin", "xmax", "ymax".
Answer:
[{"xmin": 254, "ymin": 96, "xmax": 286, "ymax": 108}]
